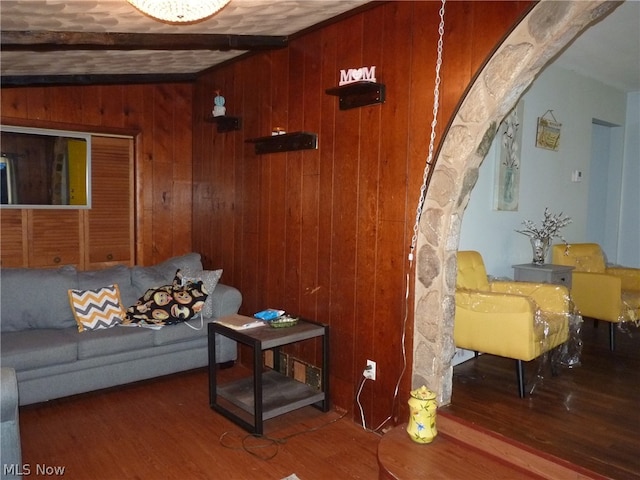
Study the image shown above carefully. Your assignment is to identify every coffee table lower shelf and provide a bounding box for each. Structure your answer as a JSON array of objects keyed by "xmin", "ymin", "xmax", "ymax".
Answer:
[{"xmin": 216, "ymin": 370, "xmax": 325, "ymax": 422}]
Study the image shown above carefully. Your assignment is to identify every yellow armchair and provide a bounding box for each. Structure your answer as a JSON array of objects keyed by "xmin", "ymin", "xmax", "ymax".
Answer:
[
  {"xmin": 552, "ymin": 243, "xmax": 640, "ymax": 349},
  {"xmin": 455, "ymin": 251, "xmax": 571, "ymax": 397}
]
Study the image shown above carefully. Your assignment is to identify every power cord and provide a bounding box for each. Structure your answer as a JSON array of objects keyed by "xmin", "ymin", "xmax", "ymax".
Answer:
[
  {"xmin": 355, "ymin": 375, "xmax": 369, "ymax": 429},
  {"xmin": 355, "ymin": 0, "xmax": 446, "ymax": 435},
  {"xmin": 219, "ymin": 410, "xmax": 348, "ymax": 460},
  {"xmin": 354, "ymin": 268, "xmax": 411, "ymax": 435}
]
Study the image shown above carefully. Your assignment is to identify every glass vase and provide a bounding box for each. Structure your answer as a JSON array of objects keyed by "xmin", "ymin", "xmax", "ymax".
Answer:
[{"xmin": 530, "ymin": 237, "xmax": 550, "ymax": 265}]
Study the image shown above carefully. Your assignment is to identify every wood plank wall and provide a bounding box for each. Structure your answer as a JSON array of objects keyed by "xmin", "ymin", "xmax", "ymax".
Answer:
[
  {"xmin": 1, "ymin": 83, "xmax": 194, "ymax": 265},
  {"xmin": 192, "ymin": 1, "xmax": 533, "ymax": 425}
]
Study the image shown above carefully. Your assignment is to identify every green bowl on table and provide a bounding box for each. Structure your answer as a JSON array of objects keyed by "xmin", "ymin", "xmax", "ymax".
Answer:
[{"xmin": 269, "ymin": 315, "xmax": 299, "ymax": 328}]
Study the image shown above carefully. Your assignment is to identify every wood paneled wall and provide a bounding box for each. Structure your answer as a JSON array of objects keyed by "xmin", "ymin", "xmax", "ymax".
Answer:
[
  {"xmin": 1, "ymin": 82, "xmax": 194, "ymax": 266},
  {"xmin": 192, "ymin": 1, "xmax": 532, "ymax": 424},
  {"xmin": 0, "ymin": 0, "xmax": 532, "ymax": 426}
]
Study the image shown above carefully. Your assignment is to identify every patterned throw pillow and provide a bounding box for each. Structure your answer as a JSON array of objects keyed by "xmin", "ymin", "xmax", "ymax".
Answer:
[
  {"xmin": 123, "ymin": 270, "xmax": 208, "ymax": 327},
  {"xmin": 68, "ymin": 284, "xmax": 126, "ymax": 332},
  {"xmin": 180, "ymin": 268, "xmax": 222, "ymax": 318}
]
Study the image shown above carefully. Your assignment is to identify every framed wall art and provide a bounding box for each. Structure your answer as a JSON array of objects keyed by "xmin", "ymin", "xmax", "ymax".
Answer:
[
  {"xmin": 535, "ymin": 110, "xmax": 562, "ymax": 151},
  {"xmin": 494, "ymin": 101, "xmax": 523, "ymax": 211}
]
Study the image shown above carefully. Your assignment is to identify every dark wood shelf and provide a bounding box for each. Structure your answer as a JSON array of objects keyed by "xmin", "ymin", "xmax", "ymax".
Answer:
[
  {"xmin": 246, "ymin": 131, "xmax": 318, "ymax": 155},
  {"xmin": 205, "ymin": 115, "xmax": 241, "ymax": 132},
  {"xmin": 217, "ymin": 370, "xmax": 325, "ymax": 421},
  {"xmin": 325, "ymin": 81, "xmax": 385, "ymax": 110}
]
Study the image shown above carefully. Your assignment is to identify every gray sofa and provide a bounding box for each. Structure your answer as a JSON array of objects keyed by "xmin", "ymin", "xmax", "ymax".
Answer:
[
  {"xmin": 1, "ymin": 368, "xmax": 21, "ymax": 479},
  {"xmin": 0, "ymin": 253, "xmax": 241, "ymax": 406}
]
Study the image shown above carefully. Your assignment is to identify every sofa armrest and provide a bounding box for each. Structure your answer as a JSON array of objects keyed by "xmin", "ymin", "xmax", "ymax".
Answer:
[
  {"xmin": 454, "ymin": 291, "xmax": 540, "ymax": 360},
  {"xmin": 454, "ymin": 290, "xmax": 568, "ymax": 361},
  {"xmin": 1, "ymin": 367, "xmax": 22, "ymax": 477},
  {"xmin": 1, "ymin": 368, "xmax": 18, "ymax": 422},
  {"xmin": 606, "ymin": 267, "xmax": 640, "ymax": 291},
  {"xmin": 572, "ymin": 272, "xmax": 621, "ymax": 322},
  {"xmin": 490, "ymin": 281, "xmax": 569, "ymax": 314},
  {"xmin": 456, "ymin": 289, "xmax": 534, "ymax": 314},
  {"xmin": 209, "ymin": 284, "xmax": 242, "ymax": 319}
]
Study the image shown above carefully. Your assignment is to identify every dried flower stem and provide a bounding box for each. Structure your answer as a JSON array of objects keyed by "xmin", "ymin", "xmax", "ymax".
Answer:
[{"xmin": 515, "ymin": 208, "xmax": 572, "ymax": 250}]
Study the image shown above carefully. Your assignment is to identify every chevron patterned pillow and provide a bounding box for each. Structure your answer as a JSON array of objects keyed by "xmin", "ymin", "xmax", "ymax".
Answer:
[{"xmin": 68, "ymin": 284, "xmax": 126, "ymax": 332}]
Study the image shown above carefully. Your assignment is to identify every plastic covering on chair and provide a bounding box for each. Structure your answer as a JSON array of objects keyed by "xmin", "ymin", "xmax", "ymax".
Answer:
[
  {"xmin": 454, "ymin": 251, "xmax": 580, "ymax": 397},
  {"xmin": 552, "ymin": 243, "xmax": 640, "ymax": 349}
]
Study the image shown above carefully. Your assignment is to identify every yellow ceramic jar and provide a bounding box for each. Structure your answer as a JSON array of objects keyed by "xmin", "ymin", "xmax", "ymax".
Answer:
[{"xmin": 406, "ymin": 385, "xmax": 437, "ymax": 444}]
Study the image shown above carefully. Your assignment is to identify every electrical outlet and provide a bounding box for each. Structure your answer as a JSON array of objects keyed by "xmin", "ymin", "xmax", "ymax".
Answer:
[{"xmin": 363, "ymin": 359, "xmax": 376, "ymax": 380}]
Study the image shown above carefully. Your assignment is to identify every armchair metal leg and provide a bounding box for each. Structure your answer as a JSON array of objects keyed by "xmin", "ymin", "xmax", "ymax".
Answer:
[
  {"xmin": 550, "ymin": 348, "xmax": 559, "ymax": 377},
  {"xmin": 609, "ymin": 322, "xmax": 615, "ymax": 351},
  {"xmin": 515, "ymin": 360, "xmax": 525, "ymax": 398}
]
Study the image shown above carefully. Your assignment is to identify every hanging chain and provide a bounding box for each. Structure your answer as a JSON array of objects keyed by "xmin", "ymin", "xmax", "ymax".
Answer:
[
  {"xmin": 409, "ymin": 0, "xmax": 446, "ymax": 261},
  {"xmin": 369, "ymin": 0, "xmax": 447, "ymax": 435}
]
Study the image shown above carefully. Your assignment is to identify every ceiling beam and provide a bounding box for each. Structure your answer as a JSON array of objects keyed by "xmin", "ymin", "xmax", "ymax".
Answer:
[
  {"xmin": 1, "ymin": 31, "xmax": 288, "ymax": 51},
  {"xmin": 1, "ymin": 73, "xmax": 198, "ymax": 88}
]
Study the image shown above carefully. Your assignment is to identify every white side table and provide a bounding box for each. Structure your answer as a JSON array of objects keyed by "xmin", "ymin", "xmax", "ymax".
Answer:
[{"xmin": 512, "ymin": 263, "xmax": 574, "ymax": 289}]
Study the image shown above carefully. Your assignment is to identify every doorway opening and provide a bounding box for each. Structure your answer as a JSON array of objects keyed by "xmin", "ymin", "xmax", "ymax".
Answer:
[{"xmin": 411, "ymin": 0, "xmax": 620, "ymax": 405}]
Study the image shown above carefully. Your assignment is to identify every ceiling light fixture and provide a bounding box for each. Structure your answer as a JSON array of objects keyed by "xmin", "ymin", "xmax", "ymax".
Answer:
[{"xmin": 127, "ymin": 0, "xmax": 230, "ymax": 24}]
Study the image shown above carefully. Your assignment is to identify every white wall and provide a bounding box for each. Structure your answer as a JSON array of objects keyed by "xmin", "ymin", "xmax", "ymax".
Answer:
[
  {"xmin": 459, "ymin": 65, "xmax": 635, "ymax": 277},
  {"xmin": 618, "ymin": 91, "xmax": 640, "ymax": 266},
  {"xmin": 587, "ymin": 121, "xmax": 625, "ymax": 260}
]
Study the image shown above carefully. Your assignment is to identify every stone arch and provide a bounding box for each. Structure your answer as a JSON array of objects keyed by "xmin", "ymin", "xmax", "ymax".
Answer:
[{"xmin": 412, "ymin": 0, "xmax": 619, "ymax": 405}]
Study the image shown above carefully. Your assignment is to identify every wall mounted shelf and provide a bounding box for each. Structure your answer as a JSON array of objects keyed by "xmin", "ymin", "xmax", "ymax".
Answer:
[
  {"xmin": 325, "ymin": 81, "xmax": 386, "ymax": 110},
  {"xmin": 205, "ymin": 115, "xmax": 242, "ymax": 132},
  {"xmin": 246, "ymin": 132, "xmax": 318, "ymax": 155}
]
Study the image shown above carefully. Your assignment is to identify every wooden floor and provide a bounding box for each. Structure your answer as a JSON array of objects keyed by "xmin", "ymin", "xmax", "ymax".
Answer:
[
  {"xmin": 444, "ymin": 319, "xmax": 640, "ymax": 480},
  {"xmin": 378, "ymin": 413, "xmax": 606, "ymax": 480},
  {"xmin": 19, "ymin": 319, "xmax": 639, "ymax": 479},
  {"xmin": 19, "ymin": 368, "xmax": 380, "ymax": 480}
]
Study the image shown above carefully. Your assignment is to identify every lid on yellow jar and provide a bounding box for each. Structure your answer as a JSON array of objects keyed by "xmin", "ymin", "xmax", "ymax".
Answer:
[{"xmin": 410, "ymin": 385, "xmax": 436, "ymax": 400}]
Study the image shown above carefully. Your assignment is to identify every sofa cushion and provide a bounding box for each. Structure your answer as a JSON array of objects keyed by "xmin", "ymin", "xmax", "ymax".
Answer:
[
  {"xmin": 130, "ymin": 266, "xmax": 167, "ymax": 299},
  {"xmin": 77, "ymin": 264, "xmax": 138, "ymax": 309},
  {"xmin": 152, "ymin": 318, "xmax": 207, "ymax": 346},
  {"xmin": 0, "ymin": 266, "xmax": 78, "ymax": 332},
  {"xmin": 74, "ymin": 326, "xmax": 155, "ymax": 360},
  {"xmin": 0, "ymin": 329, "xmax": 78, "ymax": 370},
  {"xmin": 155, "ymin": 253, "xmax": 203, "ymax": 280},
  {"xmin": 181, "ymin": 268, "xmax": 222, "ymax": 318},
  {"xmin": 131, "ymin": 253, "xmax": 203, "ymax": 298},
  {"xmin": 68, "ymin": 284, "xmax": 126, "ymax": 332}
]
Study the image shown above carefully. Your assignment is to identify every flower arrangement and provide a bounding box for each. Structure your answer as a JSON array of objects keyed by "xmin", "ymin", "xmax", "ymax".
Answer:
[
  {"xmin": 516, "ymin": 208, "xmax": 572, "ymax": 264},
  {"xmin": 516, "ymin": 208, "xmax": 572, "ymax": 242}
]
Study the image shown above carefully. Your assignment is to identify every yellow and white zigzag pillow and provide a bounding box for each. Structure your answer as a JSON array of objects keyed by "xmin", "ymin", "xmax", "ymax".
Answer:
[{"xmin": 68, "ymin": 284, "xmax": 126, "ymax": 332}]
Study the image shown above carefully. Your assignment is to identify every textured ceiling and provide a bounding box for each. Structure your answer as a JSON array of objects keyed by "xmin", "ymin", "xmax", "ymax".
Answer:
[
  {"xmin": 552, "ymin": 0, "xmax": 640, "ymax": 93},
  {"xmin": 0, "ymin": 0, "xmax": 373, "ymax": 77},
  {"xmin": 1, "ymin": 0, "xmax": 638, "ymax": 92}
]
